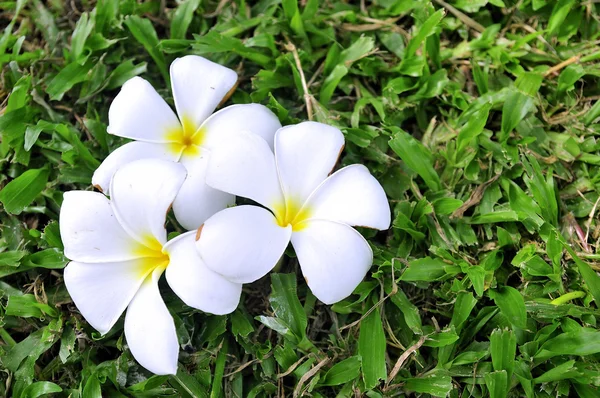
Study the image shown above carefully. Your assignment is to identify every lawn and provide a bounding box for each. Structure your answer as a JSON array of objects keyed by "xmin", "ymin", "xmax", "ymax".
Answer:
[{"xmin": 2, "ymin": 0, "xmax": 600, "ymax": 397}]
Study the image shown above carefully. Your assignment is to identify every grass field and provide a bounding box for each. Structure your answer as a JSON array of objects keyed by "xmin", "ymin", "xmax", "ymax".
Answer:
[{"xmin": 2, "ymin": 0, "xmax": 600, "ymax": 396}]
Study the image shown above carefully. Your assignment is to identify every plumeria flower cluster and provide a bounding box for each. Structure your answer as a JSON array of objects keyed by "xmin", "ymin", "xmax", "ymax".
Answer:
[{"xmin": 60, "ymin": 55, "xmax": 390, "ymax": 376}]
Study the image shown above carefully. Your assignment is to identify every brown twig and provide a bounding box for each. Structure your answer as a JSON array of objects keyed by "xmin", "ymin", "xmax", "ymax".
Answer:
[
  {"xmin": 451, "ymin": 174, "xmax": 501, "ymax": 219},
  {"xmin": 565, "ymin": 212, "xmax": 590, "ymax": 252},
  {"xmin": 433, "ymin": 0, "xmax": 485, "ymax": 33},
  {"xmin": 74, "ymin": 114, "xmax": 93, "ymax": 142},
  {"xmin": 547, "ymin": 108, "xmax": 588, "ymax": 125},
  {"xmin": 307, "ymin": 61, "xmax": 325, "ymax": 88},
  {"xmin": 224, "ymin": 352, "xmax": 272, "ymax": 377},
  {"xmin": 285, "ymin": 40, "xmax": 314, "ymax": 121},
  {"xmin": 293, "ymin": 357, "xmax": 330, "ymax": 398},
  {"xmin": 277, "ymin": 355, "xmax": 308, "ymax": 378},
  {"xmin": 585, "ymin": 195, "xmax": 600, "ymax": 243},
  {"xmin": 543, "ymin": 55, "xmax": 581, "ymax": 77},
  {"xmin": 205, "ymin": 0, "xmax": 231, "ymax": 17},
  {"xmin": 386, "ymin": 335, "xmax": 427, "ymax": 386}
]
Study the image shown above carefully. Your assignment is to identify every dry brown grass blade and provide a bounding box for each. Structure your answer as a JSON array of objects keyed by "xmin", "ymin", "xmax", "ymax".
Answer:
[
  {"xmin": 451, "ymin": 174, "xmax": 501, "ymax": 219},
  {"xmin": 385, "ymin": 335, "xmax": 427, "ymax": 387},
  {"xmin": 293, "ymin": 357, "xmax": 330, "ymax": 398}
]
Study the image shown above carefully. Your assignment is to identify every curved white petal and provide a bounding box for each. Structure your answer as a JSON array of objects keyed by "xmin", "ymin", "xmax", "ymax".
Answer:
[
  {"xmin": 110, "ymin": 159, "xmax": 186, "ymax": 248},
  {"xmin": 64, "ymin": 259, "xmax": 149, "ymax": 334},
  {"xmin": 205, "ymin": 131, "xmax": 283, "ymax": 212},
  {"xmin": 92, "ymin": 141, "xmax": 178, "ymax": 195},
  {"xmin": 125, "ymin": 268, "xmax": 178, "ymax": 375},
  {"xmin": 60, "ymin": 191, "xmax": 141, "ymax": 263},
  {"xmin": 303, "ymin": 165, "xmax": 391, "ymax": 230},
  {"xmin": 197, "ymin": 205, "xmax": 292, "ymax": 284},
  {"xmin": 170, "ymin": 55, "xmax": 238, "ymax": 130},
  {"xmin": 275, "ymin": 122, "xmax": 345, "ymax": 206},
  {"xmin": 108, "ymin": 77, "xmax": 181, "ymax": 143},
  {"xmin": 201, "ymin": 104, "xmax": 282, "ymax": 150},
  {"xmin": 164, "ymin": 232, "xmax": 242, "ymax": 314},
  {"xmin": 172, "ymin": 153, "xmax": 235, "ymax": 230},
  {"xmin": 291, "ymin": 220, "xmax": 373, "ymax": 304}
]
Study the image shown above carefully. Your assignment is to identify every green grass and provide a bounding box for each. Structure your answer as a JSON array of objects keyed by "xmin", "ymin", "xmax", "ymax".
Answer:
[{"xmin": 2, "ymin": 0, "xmax": 600, "ymax": 396}]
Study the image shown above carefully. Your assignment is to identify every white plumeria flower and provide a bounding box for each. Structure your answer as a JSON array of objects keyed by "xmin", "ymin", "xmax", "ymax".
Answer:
[
  {"xmin": 92, "ymin": 55, "xmax": 282, "ymax": 230},
  {"xmin": 61, "ymin": 159, "xmax": 242, "ymax": 375},
  {"xmin": 195, "ymin": 122, "xmax": 391, "ymax": 304}
]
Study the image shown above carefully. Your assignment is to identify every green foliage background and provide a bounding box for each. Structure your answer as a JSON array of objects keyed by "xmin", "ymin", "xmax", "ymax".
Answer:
[{"xmin": 2, "ymin": 0, "xmax": 600, "ymax": 396}]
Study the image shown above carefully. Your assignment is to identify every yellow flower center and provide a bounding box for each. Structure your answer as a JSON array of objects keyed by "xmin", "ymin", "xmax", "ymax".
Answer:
[
  {"xmin": 165, "ymin": 115, "xmax": 205, "ymax": 158},
  {"xmin": 133, "ymin": 235, "xmax": 170, "ymax": 279},
  {"xmin": 273, "ymin": 197, "xmax": 312, "ymax": 231}
]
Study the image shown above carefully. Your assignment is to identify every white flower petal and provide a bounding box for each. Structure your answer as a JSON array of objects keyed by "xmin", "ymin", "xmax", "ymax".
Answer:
[
  {"xmin": 64, "ymin": 259, "xmax": 149, "ymax": 334},
  {"xmin": 92, "ymin": 141, "xmax": 178, "ymax": 195},
  {"xmin": 275, "ymin": 121, "xmax": 344, "ymax": 206},
  {"xmin": 60, "ymin": 191, "xmax": 141, "ymax": 263},
  {"xmin": 164, "ymin": 232, "xmax": 242, "ymax": 314},
  {"xmin": 125, "ymin": 268, "xmax": 178, "ymax": 375},
  {"xmin": 205, "ymin": 131, "xmax": 283, "ymax": 212},
  {"xmin": 172, "ymin": 153, "xmax": 235, "ymax": 230},
  {"xmin": 201, "ymin": 104, "xmax": 282, "ymax": 150},
  {"xmin": 197, "ymin": 205, "xmax": 292, "ymax": 284},
  {"xmin": 108, "ymin": 77, "xmax": 180, "ymax": 143},
  {"xmin": 110, "ymin": 159, "xmax": 186, "ymax": 247},
  {"xmin": 291, "ymin": 220, "xmax": 373, "ymax": 304},
  {"xmin": 303, "ymin": 165, "xmax": 391, "ymax": 230},
  {"xmin": 170, "ymin": 55, "xmax": 238, "ymax": 130}
]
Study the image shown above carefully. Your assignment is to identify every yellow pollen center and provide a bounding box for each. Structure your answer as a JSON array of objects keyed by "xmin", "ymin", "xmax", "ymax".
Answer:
[
  {"xmin": 273, "ymin": 198, "xmax": 312, "ymax": 231},
  {"xmin": 165, "ymin": 115, "xmax": 205, "ymax": 157},
  {"xmin": 133, "ymin": 235, "xmax": 170, "ymax": 278}
]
